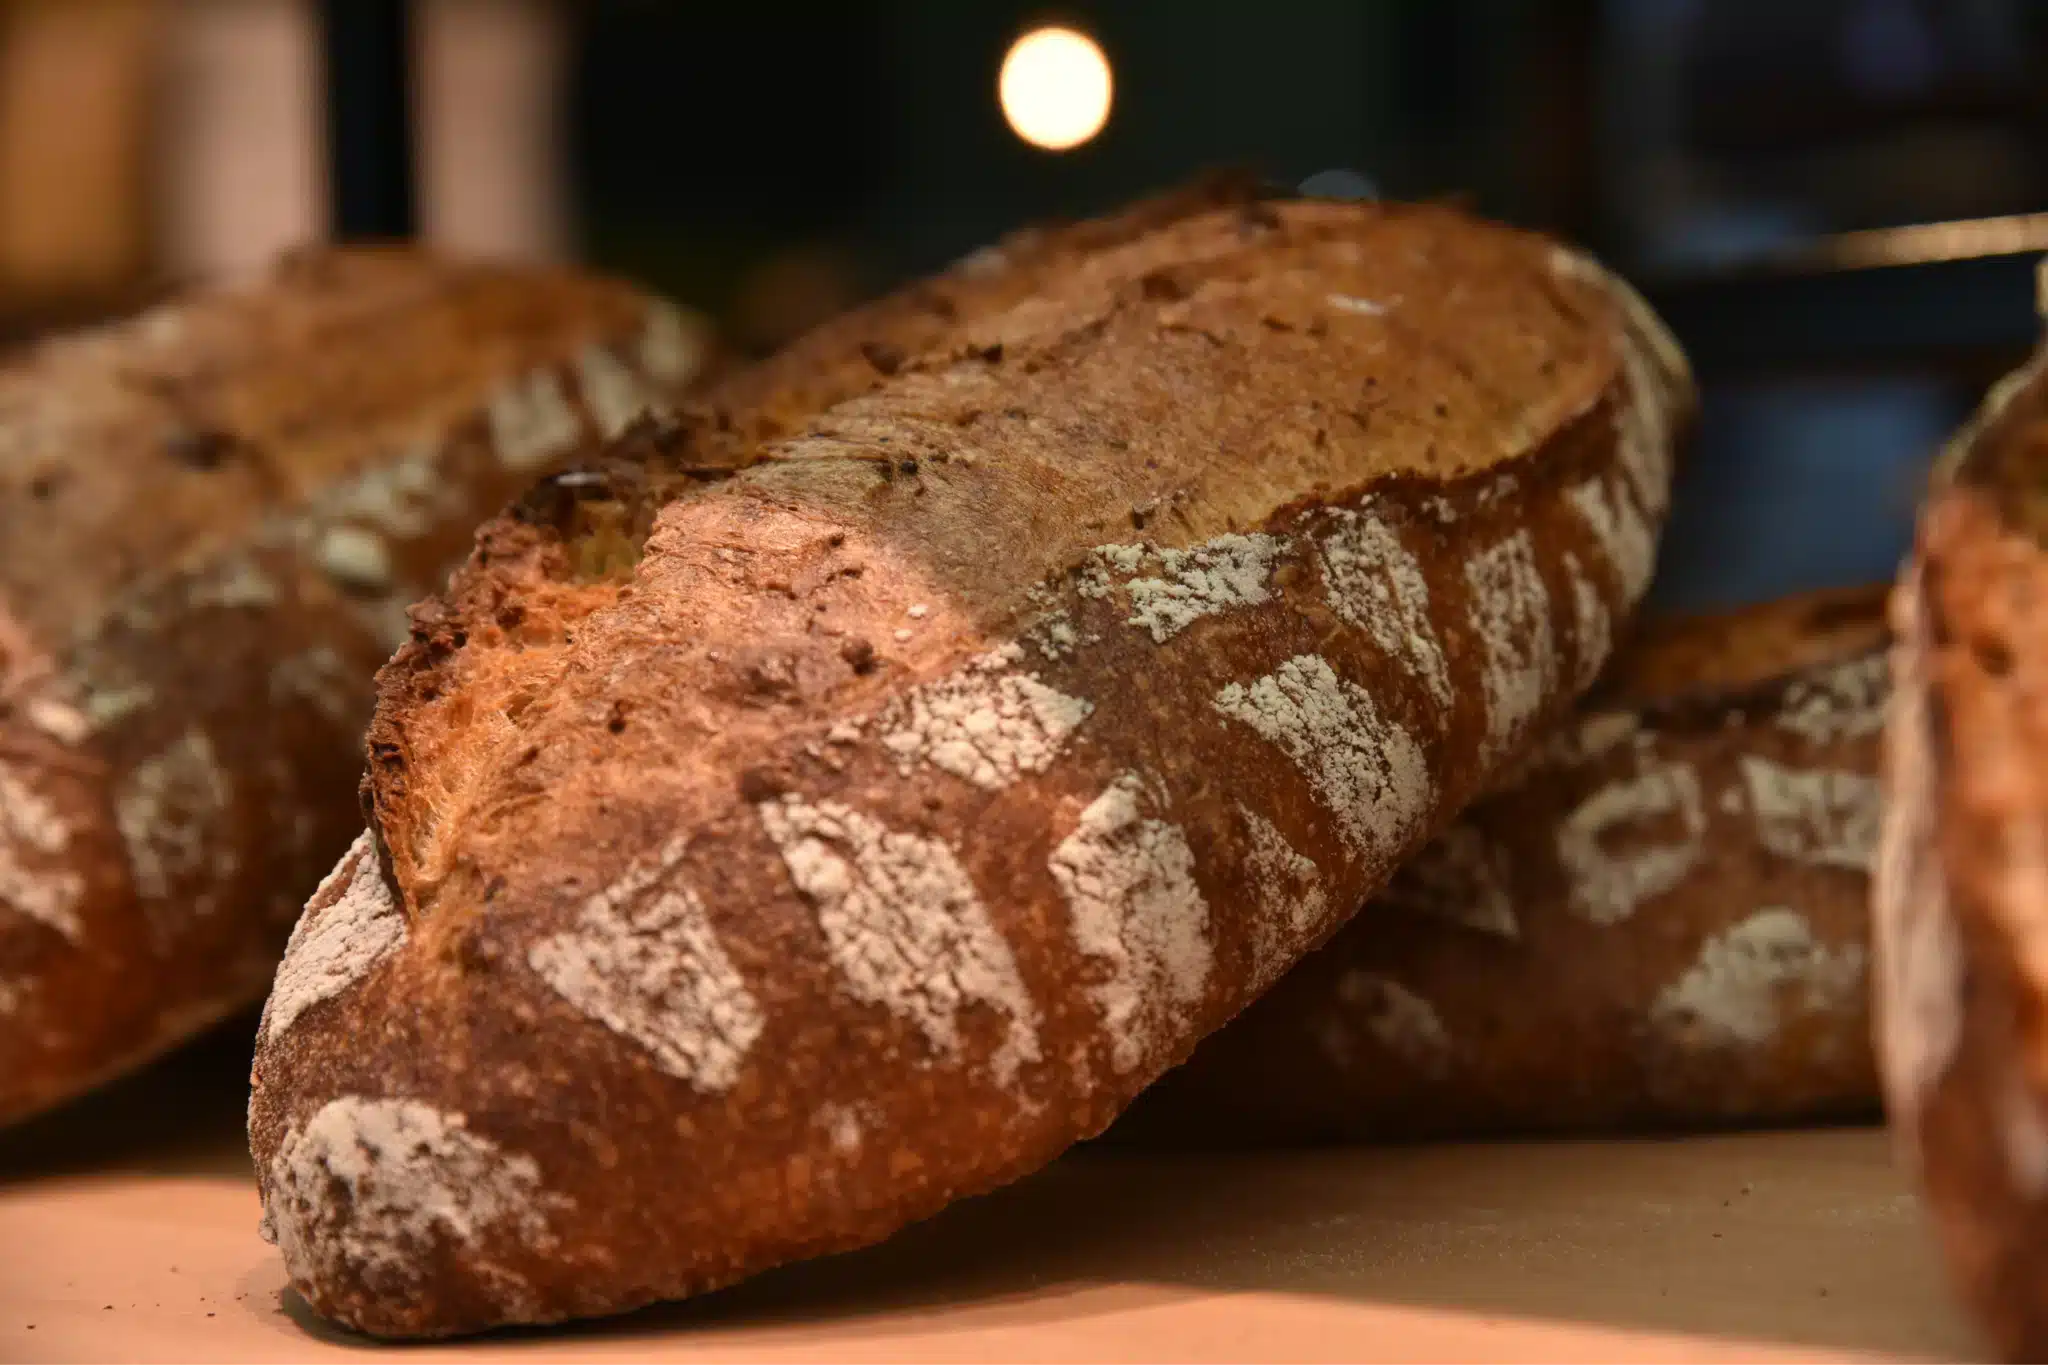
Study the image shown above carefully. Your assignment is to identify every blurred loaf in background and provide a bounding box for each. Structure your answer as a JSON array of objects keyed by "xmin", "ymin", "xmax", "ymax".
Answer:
[{"xmin": 0, "ymin": 248, "xmax": 709, "ymax": 1127}]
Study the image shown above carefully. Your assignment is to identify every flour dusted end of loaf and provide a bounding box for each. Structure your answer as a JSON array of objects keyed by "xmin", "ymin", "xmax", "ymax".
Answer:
[{"xmin": 247, "ymin": 187, "xmax": 1692, "ymax": 1337}]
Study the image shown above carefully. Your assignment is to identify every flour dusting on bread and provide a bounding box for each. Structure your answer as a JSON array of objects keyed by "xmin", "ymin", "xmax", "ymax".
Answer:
[
  {"xmin": 1562, "ymin": 551, "xmax": 1611, "ymax": 689},
  {"xmin": 264, "ymin": 1097, "xmax": 562, "ymax": 1308},
  {"xmin": 1378, "ymin": 823, "xmax": 1520, "ymax": 939},
  {"xmin": 1214, "ymin": 654, "xmax": 1431, "ymax": 865},
  {"xmin": 1466, "ymin": 530, "xmax": 1556, "ymax": 765},
  {"xmin": 1314, "ymin": 507, "xmax": 1452, "ymax": 709},
  {"xmin": 487, "ymin": 368, "xmax": 584, "ymax": 471},
  {"xmin": 758, "ymin": 796, "xmax": 1040, "ymax": 1084},
  {"xmin": 1091, "ymin": 534, "xmax": 1286, "ymax": 643},
  {"xmin": 1547, "ymin": 243, "xmax": 1686, "ymax": 516},
  {"xmin": 638, "ymin": 299, "xmax": 707, "ymax": 385},
  {"xmin": 878, "ymin": 644, "xmax": 1093, "ymax": 790},
  {"xmin": 1237, "ymin": 806, "xmax": 1329, "ymax": 988},
  {"xmin": 576, "ymin": 342, "xmax": 662, "ymax": 440},
  {"xmin": 529, "ymin": 840, "xmax": 763, "ymax": 1091},
  {"xmin": 0, "ymin": 761, "xmax": 85, "ymax": 940},
  {"xmin": 1336, "ymin": 970, "xmax": 1452, "ymax": 1078},
  {"xmin": 115, "ymin": 728, "xmax": 233, "ymax": 934},
  {"xmin": 1649, "ymin": 907, "xmax": 1864, "ymax": 1048},
  {"xmin": 1555, "ymin": 754, "xmax": 1705, "ymax": 925},
  {"xmin": 1777, "ymin": 655, "xmax": 1889, "ymax": 745},
  {"xmin": 263, "ymin": 833, "xmax": 406, "ymax": 1041},
  {"xmin": 1049, "ymin": 773, "xmax": 1211, "ymax": 1073},
  {"xmin": 1738, "ymin": 757, "xmax": 1880, "ymax": 871},
  {"xmin": 1565, "ymin": 476, "xmax": 1656, "ymax": 602}
]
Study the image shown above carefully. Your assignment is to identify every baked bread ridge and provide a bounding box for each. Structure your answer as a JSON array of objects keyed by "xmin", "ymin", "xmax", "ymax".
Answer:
[
  {"xmin": 247, "ymin": 197, "xmax": 1693, "ymax": 1337},
  {"xmin": 0, "ymin": 249, "xmax": 710, "ymax": 1128},
  {"xmin": 1875, "ymin": 314, "xmax": 2048, "ymax": 1360},
  {"xmin": 1118, "ymin": 584, "xmax": 1890, "ymax": 1146}
]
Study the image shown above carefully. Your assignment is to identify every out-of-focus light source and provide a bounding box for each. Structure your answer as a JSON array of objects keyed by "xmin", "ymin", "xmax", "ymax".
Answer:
[{"xmin": 999, "ymin": 27, "xmax": 1111, "ymax": 152}]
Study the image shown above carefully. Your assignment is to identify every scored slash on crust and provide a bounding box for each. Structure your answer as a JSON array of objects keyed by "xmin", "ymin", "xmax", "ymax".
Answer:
[
  {"xmin": 1050, "ymin": 773, "xmax": 1213, "ymax": 1074},
  {"xmin": 1466, "ymin": 530, "xmax": 1557, "ymax": 768},
  {"xmin": 1314, "ymin": 507, "xmax": 1453, "ymax": 712},
  {"xmin": 757, "ymin": 795, "xmax": 1042, "ymax": 1086},
  {"xmin": 1213, "ymin": 654, "xmax": 1432, "ymax": 869},
  {"xmin": 1237, "ymin": 805, "xmax": 1332, "ymax": 989},
  {"xmin": 527, "ymin": 839, "xmax": 764, "ymax": 1093}
]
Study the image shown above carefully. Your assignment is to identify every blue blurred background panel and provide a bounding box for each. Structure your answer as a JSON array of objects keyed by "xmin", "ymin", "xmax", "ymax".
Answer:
[{"xmin": 1654, "ymin": 375, "xmax": 1962, "ymax": 610}]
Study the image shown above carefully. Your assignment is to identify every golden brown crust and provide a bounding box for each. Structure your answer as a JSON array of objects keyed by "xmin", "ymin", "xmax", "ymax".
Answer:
[
  {"xmin": 705, "ymin": 169, "xmax": 1277, "ymax": 445},
  {"xmin": 1876, "ymin": 369, "xmax": 2048, "ymax": 1360},
  {"xmin": 246, "ymin": 195, "xmax": 1693, "ymax": 1338},
  {"xmin": 1119, "ymin": 584, "xmax": 1888, "ymax": 1146},
  {"xmin": 1596, "ymin": 584, "xmax": 1892, "ymax": 706},
  {"xmin": 0, "ymin": 250, "xmax": 710, "ymax": 1127}
]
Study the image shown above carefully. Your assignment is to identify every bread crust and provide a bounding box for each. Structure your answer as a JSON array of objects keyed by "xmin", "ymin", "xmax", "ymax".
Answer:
[
  {"xmin": 1875, "ymin": 321, "xmax": 2048, "ymax": 1359},
  {"xmin": 0, "ymin": 249, "xmax": 710, "ymax": 1126},
  {"xmin": 1120, "ymin": 584, "xmax": 1888, "ymax": 1145},
  {"xmin": 247, "ymin": 196, "xmax": 1692, "ymax": 1337}
]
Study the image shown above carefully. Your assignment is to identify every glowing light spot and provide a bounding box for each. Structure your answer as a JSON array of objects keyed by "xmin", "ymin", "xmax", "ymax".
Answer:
[{"xmin": 999, "ymin": 27, "xmax": 1112, "ymax": 152}]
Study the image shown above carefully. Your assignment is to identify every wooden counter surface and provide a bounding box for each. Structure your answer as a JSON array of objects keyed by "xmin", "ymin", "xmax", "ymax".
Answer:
[{"xmin": 0, "ymin": 1025, "xmax": 1979, "ymax": 1363}]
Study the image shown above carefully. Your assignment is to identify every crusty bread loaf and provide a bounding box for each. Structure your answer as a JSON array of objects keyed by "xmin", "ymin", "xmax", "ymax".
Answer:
[
  {"xmin": 247, "ymin": 195, "xmax": 1692, "ymax": 1337},
  {"xmin": 1118, "ymin": 584, "xmax": 1888, "ymax": 1145},
  {"xmin": 0, "ymin": 249, "xmax": 711, "ymax": 1127},
  {"xmin": 1876, "ymin": 295, "xmax": 2048, "ymax": 1359}
]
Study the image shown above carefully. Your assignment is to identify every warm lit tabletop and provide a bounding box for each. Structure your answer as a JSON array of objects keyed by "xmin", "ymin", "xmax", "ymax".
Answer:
[{"xmin": 0, "ymin": 1026, "xmax": 1979, "ymax": 1363}]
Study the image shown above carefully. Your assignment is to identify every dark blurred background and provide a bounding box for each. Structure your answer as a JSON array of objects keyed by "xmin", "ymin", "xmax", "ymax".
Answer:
[{"xmin": 4, "ymin": 0, "xmax": 2047, "ymax": 612}]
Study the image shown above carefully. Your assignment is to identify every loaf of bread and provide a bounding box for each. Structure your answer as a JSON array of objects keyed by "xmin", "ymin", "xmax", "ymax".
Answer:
[
  {"xmin": 0, "ymin": 249, "xmax": 711, "ymax": 1127},
  {"xmin": 1117, "ymin": 584, "xmax": 1888, "ymax": 1145},
  {"xmin": 1877, "ymin": 300, "xmax": 2048, "ymax": 1359},
  {"xmin": 247, "ymin": 194, "xmax": 1692, "ymax": 1337}
]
